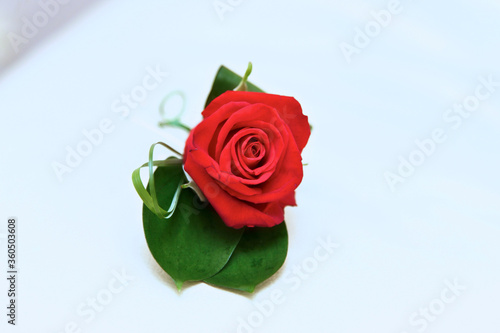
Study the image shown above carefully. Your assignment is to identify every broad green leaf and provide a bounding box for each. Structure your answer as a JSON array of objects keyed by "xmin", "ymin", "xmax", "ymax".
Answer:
[
  {"xmin": 204, "ymin": 222, "xmax": 288, "ymax": 293},
  {"xmin": 205, "ymin": 65, "xmax": 264, "ymax": 108},
  {"xmin": 143, "ymin": 162, "xmax": 244, "ymax": 289}
]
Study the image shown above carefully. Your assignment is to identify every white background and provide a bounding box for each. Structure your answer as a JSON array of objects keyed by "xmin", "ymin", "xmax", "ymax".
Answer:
[{"xmin": 1, "ymin": 1, "xmax": 500, "ymax": 332}]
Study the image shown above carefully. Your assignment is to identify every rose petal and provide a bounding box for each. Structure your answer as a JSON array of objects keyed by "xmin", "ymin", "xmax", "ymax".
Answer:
[{"xmin": 203, "ymin": 91, "xmax": 310, "ymax": 152}]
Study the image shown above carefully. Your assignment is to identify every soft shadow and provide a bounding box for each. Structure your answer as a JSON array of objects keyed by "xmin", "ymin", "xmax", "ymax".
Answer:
[
  {"xmin": 142, "ymin": 246, "xmax": 200, "ymax": 293},
  {"xmin": 252, "ymin": 262, "xmax": 288, "ymax": 294},
  {"xmin": 205, "ymin": 263, "xmax": 288, "ymax": 299}
]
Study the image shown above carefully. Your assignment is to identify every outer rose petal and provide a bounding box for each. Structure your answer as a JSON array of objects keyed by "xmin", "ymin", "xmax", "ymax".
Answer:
[
  {"xmin": 202, "ymin": 91, "xmax": 310, "ymax": 152},
  {"xmin": 194, "ymin": 101, "xmax": 250, "ymax": 156},
  {"xmin": 184, "ymin": 150, "xmax": 284, "ymax": 228}
]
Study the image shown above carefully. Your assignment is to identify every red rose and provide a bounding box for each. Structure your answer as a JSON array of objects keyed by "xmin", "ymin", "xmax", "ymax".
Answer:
[{"xmin": 183, "ymin": 91, "xmax": 310, "ymax": 229}]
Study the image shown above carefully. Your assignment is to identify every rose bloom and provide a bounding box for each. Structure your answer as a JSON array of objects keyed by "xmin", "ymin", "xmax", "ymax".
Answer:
[{"xmin": 183, "ymin": 91, "xmax": 310, "ymax": 229}]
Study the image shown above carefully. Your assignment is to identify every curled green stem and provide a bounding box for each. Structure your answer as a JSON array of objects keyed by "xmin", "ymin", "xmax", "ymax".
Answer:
[
  {"xmin": 234, "ymin": 62, "xmax": 253, "ymax": 92},
  {"xmin": 158, "ymin": 91, "xmax": 191, "ymax": 132},
  {"xmin": 131, "ymin": 142, "xmax": 184, "ymax": 220}
]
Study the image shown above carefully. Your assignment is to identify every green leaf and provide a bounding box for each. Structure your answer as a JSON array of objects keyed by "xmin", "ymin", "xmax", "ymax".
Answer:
[
  {"xmin": 204, "ymin": 222, "xmax": 288, "ymax": 293},
  {"xmin": 205, "ymin": 65, "xmax": 264, "ymax": 108},
  {"xmin": 143, "ymin": 162, "xmax": 244, "ymax": 289}
]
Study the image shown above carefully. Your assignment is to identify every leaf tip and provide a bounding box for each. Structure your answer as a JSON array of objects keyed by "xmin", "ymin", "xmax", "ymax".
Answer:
[
  {"xmin": 175, "ymin": 279, "xmax": 184, "ymax": 291},
  {"xmin": 242, "ymin": 285, "xmax": 256, "ymax": 293}
]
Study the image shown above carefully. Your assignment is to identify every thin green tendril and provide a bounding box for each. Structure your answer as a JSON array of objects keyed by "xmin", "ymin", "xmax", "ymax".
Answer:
[
  {"xmin": 158, "ymin": 91, "xmax": 191, "ymax": 132},
  {"xmin": 131, "ymin": 142, "xmax": 184, "ymax": 220},
  {"xmin": 234, "ymin": 62, "xmax": 253, "ymax": 92}
]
